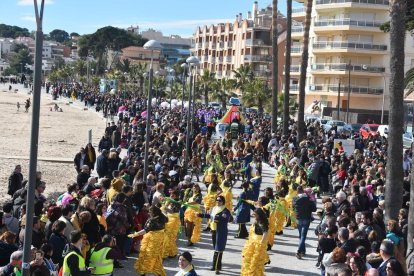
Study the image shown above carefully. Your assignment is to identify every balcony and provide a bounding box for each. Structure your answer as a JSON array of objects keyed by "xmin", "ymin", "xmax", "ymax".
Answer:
[
  {"xmin": 292, "ymin": 27, "xmax": 304, "ymax": 33},
  {"xmin": 226, "ymin": 41, "xmax": 233, "ymax": 48},
  {"xmin": 316, "ymin": 0, "xmax": 389, "ymax": 9},
  {"xmin": 202, "ymin": 55, "xmax": 208, "ymax": 62},
  {"xmin": 291, "ymin": 46, "xmax": 302, "ymax": 55},
  {"xmin": 290, "ymin": 84, "xmax": 299, "ymax": 91},
  {"xmin": 309, "ymin": 84, "xmax": 383, "ymax": 95},
  {"xmin": 254, "ymin": 70, "xmax": 272, "ymax": 78},
  {"xmin": 313, "ymin": 41, "xmax": 387, "ymax": 54},
  {"xmin": 211, "ymin": 43, "xmax": 217, "ymax": 49},
  {"xmin": 245, "ymin": 39, "xmax": 271, "ymax": 47},
  {"xmin": 311, "ymin": 63, "xmax": 385, "ymax": 74},
  {"xmin": 244, "ymin": 55, "xmax": 272, "ymax": 62},
  {"xmin": 292, "ymin": 7, "xmax": 306, "ymax": 19},
  {"xmin": 225, "ymin": 56, "xmax": 232, "ymax": 63},
  {"xmin": 209, "ymin": 57, "xmax": 216, "ymax": 63},
  {"xmin": 289, "ymin": 65, "xmax": 301, "ymax": 72},
  {"xmin": 216, "ymin": 56, "xmax": 223, "ymax": 64},
  {"xmin": 216, "ymin": 71, "xmax": 223, "ymax": 77},
  {"xmin": 314, "ymin": 19, "xmax": 384, "ymax": 32}
]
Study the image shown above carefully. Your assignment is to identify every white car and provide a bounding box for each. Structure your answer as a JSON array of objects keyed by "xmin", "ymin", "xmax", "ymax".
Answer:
[{"xmin": 324, "ymin": 120, "xmax": 346, "ymax": 133}]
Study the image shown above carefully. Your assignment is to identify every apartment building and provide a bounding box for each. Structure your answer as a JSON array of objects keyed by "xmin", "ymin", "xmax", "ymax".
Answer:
[
  {"xmin": 141, "ymin": 29, "xmax": 191, "ymax": 66},
  {"xmin": 191, "ymin": 1, "xmax": 287, "ymax": 91},
  {"xmin": 119, "ymin": 46, "xmax": 162, "ymax": 71},
  {"xmin": 291, "ymin": 0, "xmax": 414, "ymax": 122}
]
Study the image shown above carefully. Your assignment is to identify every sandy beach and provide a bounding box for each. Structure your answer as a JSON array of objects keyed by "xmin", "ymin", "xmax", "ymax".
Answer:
[{"xmin": 0, "ymin": 84, "xmax": 106, "ymax": 204}]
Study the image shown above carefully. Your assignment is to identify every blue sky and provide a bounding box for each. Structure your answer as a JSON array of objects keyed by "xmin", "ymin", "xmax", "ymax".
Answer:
[{"xmin": 0, "ymin": 0, "xmax": 299, "ymax": 38}]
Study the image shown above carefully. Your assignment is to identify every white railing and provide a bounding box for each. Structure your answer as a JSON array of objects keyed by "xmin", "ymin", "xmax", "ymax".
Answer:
[
  {"xmin": 313, "ymin": 41, "xmax": 387, "ymax": 51},
  {"xmin": 314, "ymin": 18, "xmax": 383, "ymax": 28}
]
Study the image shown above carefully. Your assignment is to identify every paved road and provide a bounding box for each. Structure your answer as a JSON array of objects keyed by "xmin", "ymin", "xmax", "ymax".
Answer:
[{"xmin": 119, "ymin": 163, "xmax": 321, "ymax": 276}]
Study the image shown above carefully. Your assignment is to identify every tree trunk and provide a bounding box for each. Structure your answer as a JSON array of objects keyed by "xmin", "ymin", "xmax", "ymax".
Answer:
[
  {"xmin": 283, "ymin": 0, "xmax": 292, "ymax": 135},
  {"xmin": 271, "ymin": 0, "xmax": 278, "ymax": 133},
  {"xmin": 385, "ymin": 0, "xmax": 406, "ymax": 223},
  {"xmin": 297, "ymin": 0, "xmax": 312, "ymax": 142}
]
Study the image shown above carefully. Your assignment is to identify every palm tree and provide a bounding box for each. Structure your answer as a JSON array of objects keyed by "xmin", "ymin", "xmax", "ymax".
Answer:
[
  {"xmin": 404, "ymin": 67, "xmax": 414, "ymax": 96},
  {"xmin": 283, "ymin": 0, "xmax": 293, "ymax": 135},
  {"xmin": 276, "ymin": 93, "xmax": 298, "ymax": 119},
  {"xmin": 385, "ymin": 0, "xmax": 406, "ymax": 224},
  {"xmin": 130, "ymin": 63, "xmax": 148, "ymax": 95},
  {"xmin": 210, "ymin": 78, "xmax": 237, "ymax": 109},
  {"xmin": 199, "ymin": 69, "xmax": 216, "ymax": 105},
  {"xmin": 233, "ymin": 65, "xmax": 254, "ymax": 104},
  {"xmin": 243, "ymin": 78, "xmax": 269, "ymax": 113},
  {"xmin": 297, "ymin": 0, "xmax": 313, "ymax": 142}
]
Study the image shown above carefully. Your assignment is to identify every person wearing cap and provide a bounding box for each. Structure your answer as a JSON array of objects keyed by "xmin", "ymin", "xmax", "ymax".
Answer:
[{"xmin": 175, "ymin": 251, "xmax": 197, "ymax": 276}]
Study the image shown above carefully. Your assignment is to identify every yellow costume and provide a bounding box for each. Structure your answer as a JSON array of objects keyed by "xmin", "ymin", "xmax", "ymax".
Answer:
[
  {"xmin": 184, "ymin": 195, "xmax": 202, "ymax": 244},
  {"xmin": 263, "ymin": 203, "xmax": 277, "ymax": 248},
  {"xmin": 241, "ymin": 225, "xmax": 268, "ymax": 276},
  {"xmin": 274, "ymin": 198, "xmax": 288, "ymax": 233},
  {"xmin": 204, "ymin": 184, "xmax": 219, "ymax": 212},
  {"xmin": 163, "ymin": 212, "xmax": 180, "ymax": 258},
  {"xmin": 134, "ymin": 229, "xmax": 166, "ymax": 276},
  {"xmin": 285, "ymin": 184, "xmax": 298, "ymax": 228},
  {"xmin": 220, "ymin": 182, "xmax": 233, "ymax": 212}
]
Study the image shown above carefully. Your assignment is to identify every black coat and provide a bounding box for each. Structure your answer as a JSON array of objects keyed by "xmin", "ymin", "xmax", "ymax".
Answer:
[
  {"xmin": 293, "ymin": 194, "xmax": 316, "ymax": 220},
  {"xmin": 96, "ymin": 155, "xmax": 108, "ymax": 178},
  {"xmin": 8, "ymin": 172, "xmax": 23, "ymax": 196},
  {"xmin": 0, "ymin": 241, "xmax": 18, "ymax": 266}
]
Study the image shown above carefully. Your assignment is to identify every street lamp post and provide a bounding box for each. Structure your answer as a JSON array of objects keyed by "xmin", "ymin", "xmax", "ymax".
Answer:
[
  {"xmin": 180, "ymin": 63, "xmax": 188, "ymax": 120},
  {"xmin": 184, "ymin": 56, "xmax": 199, "ymax": 174},
  {"xmin": 168, "ymin": 68, "xmax": 175, "ymax": 112},
  {"xmin": 143, "ymin": 40, "xmax": 162, "ymax": 181},
  {"xmin": 22, "ymin": 1, "xmax": 45, "ymax": 275}
]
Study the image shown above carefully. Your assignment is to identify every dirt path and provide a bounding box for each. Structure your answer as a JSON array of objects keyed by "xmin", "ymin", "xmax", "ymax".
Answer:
[{"xmin": 0, "ymin": 84, "xmax": 106, "ymax": 205}]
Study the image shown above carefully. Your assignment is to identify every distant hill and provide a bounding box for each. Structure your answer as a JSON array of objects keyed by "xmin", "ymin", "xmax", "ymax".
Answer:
[{"xmin": 0, "ymin": 24, "xmax": 31, "ymax": 38}]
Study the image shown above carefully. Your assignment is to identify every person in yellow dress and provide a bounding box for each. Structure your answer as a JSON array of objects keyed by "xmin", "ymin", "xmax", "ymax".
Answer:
[
  {"xmin": 162, "ymin": 190, "xmax": 181, "ymax": 258},
  {"xmin": 184, "ymin": 184, "xmax": 203, "ymax": 246},
  {"xmin": 131, "ymin": 205, "xmax": 168, "ymax": 276},
  {"xmin": 241, "ymin": 208, "xmax": 269, "ymax": 276},
  {"xmin": 203, "ymin": 177, "xmax": 221, "ymax": 232},
  {"xmin": 219, "ymin": 171, "xmax": 233, "ymax": 212}
]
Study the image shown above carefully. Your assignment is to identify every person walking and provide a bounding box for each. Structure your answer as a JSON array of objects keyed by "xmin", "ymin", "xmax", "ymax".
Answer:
[
  {"xmin": 233, "ymin": 182, "xmax": 254, "ymax": 239},
  {"xmin": 292, "ymin": 185, "xmax": 316, "ymax": 259},
  {"xmin": 198, "ymin": 195, "xmax": 233, "ymax": 274}
]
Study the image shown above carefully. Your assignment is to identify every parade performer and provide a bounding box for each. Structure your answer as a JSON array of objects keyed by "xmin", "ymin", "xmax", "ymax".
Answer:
[
  {"xmin": 162, "ymin": 190, "xmax": 181, "ymax": 258},
  {"xmin": 241, "ymin": 208, "xmax": 269, "ymax": 276},
  {"xmin": 220, "ymin": 171, "xmax": 233, "ymax": 212},
  {"xmin": 274, "ymin": 188, "xmax": 288, "ymax": 235},
  {"xmin": 131, "ymin": 206, "xmax": 168, "ymax": 276},
  {"xmin": 184, "ymin": 184, "xmax": 202, "ymax": 246},
  {"xmin": 203, "ymin": 177, "xmax": 221, "ymax": 232},
  {"xmin": 285, "ymin": 182, "xmax": 298, "ymax": 228},
  {"xmin": 234, "ymin": 182, "xmax": 254, "ymax": 239},
  {"xmin": 198, "ymin": 195, "xmax": 233, "ymax": 274}
]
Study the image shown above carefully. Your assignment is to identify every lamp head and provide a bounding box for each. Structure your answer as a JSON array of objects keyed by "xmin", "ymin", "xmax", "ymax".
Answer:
[
  {"xmin": 143, "ymin": 40, "xmax": 162, "ymax": 50},
  {"xmin": 186, "ymin": 56, "xmax": 200, "ymax": 65}
]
